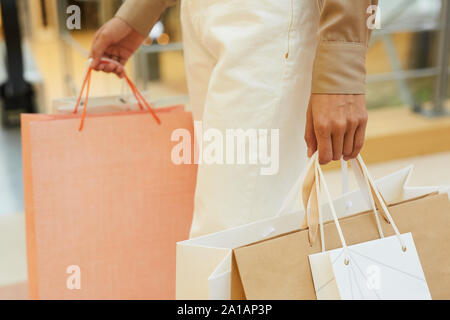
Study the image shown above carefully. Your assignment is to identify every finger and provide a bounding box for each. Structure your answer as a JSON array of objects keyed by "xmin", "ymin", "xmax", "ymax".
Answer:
[
  {"xmin": 102, "ymin": 62, "xmax": 119, "ymax": 74},
  {"xmin": 106, "ymin": 47, "xmax": 124, "ymax": 62},
  {"xmin": 304, "ymin": 103, "xmax": 317, "ymax": 157},
  {"xmin": 342, "ymin": 123, "xmax": 357, "ymax": 159},
  {"xmin": 118, "ymin": 56, "xmax": 127, "ymax": 66},
  {"xmin": 348, "ymin": 123, "xmax": 367, "ymax": 159},
  {"xmin": 331, "ymin": 131, "xmax": 344, "ymax": 161},
  {"xmin": 315, "ymin": 126, "xmax": 333, "ymax": 164},
  {"xmin": 98, "ymin": 63, "xmax": 106, "ymax": 72},
  {"xmin": 102, "ymin": 46, "xmax": 126, "ymax": 66},
  {"xmin": 342, "ymin": 132, "xmax": 354, "ymax": 161},
  {"xmin": 116, "ymin": 65, "xmax": 125, "ymax": 78}
]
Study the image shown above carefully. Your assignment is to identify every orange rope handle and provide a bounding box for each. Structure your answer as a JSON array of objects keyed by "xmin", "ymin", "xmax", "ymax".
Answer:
[
  {"xmin": 124, "ymin": 74, "xmax": 161, "ymax": 125},
  {"xmin": 73, "ymin": 67, "xmax": 91, "ymax": 114},
  {"xmin": 72, "ymin": 58, "xmax": 161, "ymax": 131},
  {"xmin": 79, "ymin": 68, "xmax": 92, "ymax": 131},
  {"xmin": 127, "ymin": 81, "xmax": 145, "ymax": 111}
]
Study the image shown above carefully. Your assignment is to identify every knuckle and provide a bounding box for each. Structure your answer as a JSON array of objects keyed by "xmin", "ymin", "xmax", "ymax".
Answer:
[
  {"xmin": 332, "ymin": 120, "xmax": 346, "ymax": 132},
  {"xmin": 315, "ymin": 123, "xmax": 329, "ymax": 137},
  {"xmin": 354, "ymin": 141, "xmax": 364, "ymax": 150},
  {"xmin": 332, "ymin": 151, "xmax": 342, "ymax": 160},
  {"xmin": 348, "ymin": 117, "xmax": 359, "ymax": 128},
  {"xmin": 360, "ymin": 113, "xmax": 368, "ymax": 124},
  {"xmin": 319, "ymin": 153, "xmax": 332, "ymax": 164},
  {"xmin": 343, "ymin": 148, "xmax": 352, "ymax": 156},
  {"xmin": 351, "ymin": 148, "xmax": 362, "ymax": 157}
]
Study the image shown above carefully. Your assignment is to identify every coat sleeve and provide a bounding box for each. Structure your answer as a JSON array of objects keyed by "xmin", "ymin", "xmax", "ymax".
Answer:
[
  {"xmin": 311, "ymin": 0, "xmax": 378, "ymax": 94},
  {"xmin": 115, "ymin": 0, "xmax": 177, "ymax": 37}
]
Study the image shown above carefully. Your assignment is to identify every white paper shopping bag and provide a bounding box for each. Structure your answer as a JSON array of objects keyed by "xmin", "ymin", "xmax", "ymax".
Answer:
[
  {"xmin": 309, "ymin": 155, "xmax": 431, "ymax": 300},
  {"xmin": 176, "ymin": 155, "xmax": 439, "ymax": 299},
  {"xmin": 328, "ymin": 233, "xmax": 430, "ymax": 299}
]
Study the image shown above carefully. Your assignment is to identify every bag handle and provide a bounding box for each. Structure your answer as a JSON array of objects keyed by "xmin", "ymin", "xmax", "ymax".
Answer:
[
  {"xmin": 73, "ymin": 58, "xmax": 161, "ymax": 131},
  {"xmin": 349, "ymin": 157, "xmax": 385, "ymax": 236},
  {"xmin": 303, "ymin": 152, "xmax": 390, "ymax": 247},
  {"xmin": 314, "ymin": 154, "xmax": 407, "ymax": 265}
]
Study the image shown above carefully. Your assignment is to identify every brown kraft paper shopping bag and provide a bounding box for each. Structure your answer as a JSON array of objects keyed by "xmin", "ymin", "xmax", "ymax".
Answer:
[{"xmin": 233, "ymin": 193, "xmax": 450, "ymax": 299}]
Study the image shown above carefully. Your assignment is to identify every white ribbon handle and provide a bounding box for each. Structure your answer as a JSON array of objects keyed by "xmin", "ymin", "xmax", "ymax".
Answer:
[
  {"xmin": 341, "ymin": 159, "xmax": 353, "ymax": 214},
  {"xmin": 316, "ymin": 155, "xmax": 387, "ymax": 251},
  {"xmin": 315, "ymin": 160, "xmax": 350, "ymax": 264},
  {"xmin": 355, "ymin": 154, "xmax": 406, "ymax": 251},
  {"xmin": 350, "ymin": 158, "xmax": 384, "ymax": 238},
  {"xmin": 315, "ymin": 154, "xmax": 406, "ymax": 265}
]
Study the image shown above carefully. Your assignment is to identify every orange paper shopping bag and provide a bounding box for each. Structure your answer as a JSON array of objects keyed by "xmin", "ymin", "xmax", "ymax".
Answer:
[{"xmin": 21, "ymin": 60, "xmax": 197, "ymax": 299}]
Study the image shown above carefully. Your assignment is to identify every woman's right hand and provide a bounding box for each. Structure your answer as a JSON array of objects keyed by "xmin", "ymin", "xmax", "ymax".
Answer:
[{"xmin": 89, "ymin": 17, "xmax": 145, "ymax": 78}]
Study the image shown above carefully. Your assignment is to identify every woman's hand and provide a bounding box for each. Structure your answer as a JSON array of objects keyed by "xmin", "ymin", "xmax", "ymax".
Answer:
[
  {"xmin": 89, "ymin": 17, "xmax": 145, "ymax": 78},
  {"xmin": 305, "ymin": 94, "xmax": 368, "ymax": 164}
]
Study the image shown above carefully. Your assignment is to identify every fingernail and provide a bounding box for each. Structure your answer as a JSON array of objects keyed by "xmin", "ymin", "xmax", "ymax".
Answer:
[{"xmin": 307, "ymin": 148, "xmax": 312, "ymax": 158}]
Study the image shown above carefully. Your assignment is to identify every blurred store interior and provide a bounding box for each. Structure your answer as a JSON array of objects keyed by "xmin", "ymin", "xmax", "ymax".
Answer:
[{"xmin": 0, "ymin": 0, "xmax": 449, "ymax": 298}]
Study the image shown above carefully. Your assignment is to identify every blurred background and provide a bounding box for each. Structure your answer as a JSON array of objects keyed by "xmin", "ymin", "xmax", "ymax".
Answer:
[{"xmin": 0, "ymin": 0, "xmax": 448, "ymax": 298}]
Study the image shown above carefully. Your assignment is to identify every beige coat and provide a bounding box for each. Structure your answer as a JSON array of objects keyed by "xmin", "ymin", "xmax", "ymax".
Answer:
[{"xmin": 116, "ymin": 0, "xmax": 378, "ymax": 94}]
